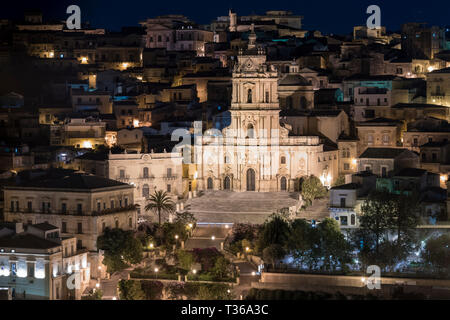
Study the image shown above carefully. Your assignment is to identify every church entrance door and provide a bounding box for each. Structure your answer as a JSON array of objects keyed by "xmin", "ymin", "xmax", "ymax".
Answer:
[
  {"xmin": 246, "ymin": 169, "xmax": 256, "ymax": 191},
  {"xmin": 224, "ymin": 176, "xmax": 231, "ymax": 190}
]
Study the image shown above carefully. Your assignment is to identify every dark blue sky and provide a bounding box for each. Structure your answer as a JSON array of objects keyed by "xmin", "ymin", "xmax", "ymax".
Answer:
[{"xmin": 4, "ymin": 0, "xmax": 450, "ymax": 34}]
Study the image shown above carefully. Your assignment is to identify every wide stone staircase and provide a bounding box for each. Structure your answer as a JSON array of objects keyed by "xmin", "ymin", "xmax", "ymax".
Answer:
[
  {"xmin": 184, "ymin": 191, "xmax": 300, "ymax": 224},
  {"xmin": 296, "ymin": 198, "xmax": 330, "ymax": 222}
]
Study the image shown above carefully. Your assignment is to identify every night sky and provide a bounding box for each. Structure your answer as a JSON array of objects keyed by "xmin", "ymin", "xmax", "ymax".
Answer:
[{"xmin": 3, "ymin": 0, "xmax": 450, "ymax": 34}]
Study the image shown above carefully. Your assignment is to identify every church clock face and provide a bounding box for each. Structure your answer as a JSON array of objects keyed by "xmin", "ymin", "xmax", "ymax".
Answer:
[{"xmin": 244, "ymin": 59, "xmax": 253, "ymax": 70}]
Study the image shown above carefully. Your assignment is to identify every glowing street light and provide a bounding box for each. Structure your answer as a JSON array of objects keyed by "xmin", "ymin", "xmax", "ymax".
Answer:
[
  {"xmin": 192, "ymin": 269, "xmax": 197, "ymax": 274},
  {"xmin": 251, "ymin": 272, "xmax": 256, "ymax": 276},
  {"xmin": 95, "ymin": 283, "xmax": 100, "ymax": 288},
  {"xmin": 112, "ymin": 296, "xmax": 117, "ymax": 300},
  {"xmin": 175, "ymin": 235, "xmax": 179, "ymax": 240},
  {"xmin": 211, "ymin": 236, "xmax": 215, "ymax": 240},
  {"xmin": 188, "ymin": 223, "xmax": 193, "ymax": 229},
  {"xmin": 245, "ymin": 247, "xmax": 250, "ymax": 252}
]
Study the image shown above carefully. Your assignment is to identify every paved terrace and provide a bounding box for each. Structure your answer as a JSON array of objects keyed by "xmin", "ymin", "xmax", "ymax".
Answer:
[{"xmin": 185, "ymin": 191, "xmax": 300, "ymax": 224}]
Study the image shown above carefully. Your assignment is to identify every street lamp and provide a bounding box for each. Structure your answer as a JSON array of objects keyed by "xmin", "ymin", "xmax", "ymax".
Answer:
[
  {"xmin": 112, "ymin": 296, "xmax": 117, "ymax": 300},
  {"xmin": 251, "ymin": 272, "xmax": 256, "ymax": 276},
  {"xmin": 192, "ymin": 269, "xmax": 197, "ymax": 275},
  {"xmin": 211, "ymin": 236, "xmax": 215, "ymax": 241},
  {"xmin": 95, "ymin": 283, "xmax": 100, "ymax": 289},
  {"xmin": 154, "ymin": 267, "xmax": 159, "ymax": 279},
  {"xmin": 245, "ymin": 247, "xmax": 250, "ymax": 253}
]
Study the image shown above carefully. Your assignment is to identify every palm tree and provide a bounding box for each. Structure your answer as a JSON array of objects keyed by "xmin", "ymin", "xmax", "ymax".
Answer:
[{"xmin": 145, "ymin": 190, "xmax": 175, "ymax": 225}]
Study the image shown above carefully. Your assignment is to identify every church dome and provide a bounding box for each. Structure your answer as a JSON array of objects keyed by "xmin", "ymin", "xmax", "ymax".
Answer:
[{"xmin": 279, "ymin": 74, "xmax": 311, "ymax": 86}]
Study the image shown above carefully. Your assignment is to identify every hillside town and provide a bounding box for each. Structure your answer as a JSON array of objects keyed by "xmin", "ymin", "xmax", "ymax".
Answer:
[{"xmin": 0, "ymin": 6, "xmax": 450, "ymax": 301}]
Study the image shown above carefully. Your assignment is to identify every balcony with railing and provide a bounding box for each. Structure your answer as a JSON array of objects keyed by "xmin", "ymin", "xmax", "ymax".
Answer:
[
  {"xmin": 7, "ymin": 205, "xmax": 137, "ymax": 217},
  {"xmin": 163, "ymin": 175, "xmax": 178, "ymax": 180}
]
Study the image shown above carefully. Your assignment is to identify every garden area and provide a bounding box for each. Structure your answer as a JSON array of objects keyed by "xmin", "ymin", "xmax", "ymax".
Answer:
[
  {"xmin": 224, "ymin": 189, "xmax": 450, "ymax": 278},
  {"xmin": 118, "ymin": 279, "xmax": 234, "ymax": 300},
  {"xmin": 130, "ymin": 247, "xmax": 237, "ymax": 283}
]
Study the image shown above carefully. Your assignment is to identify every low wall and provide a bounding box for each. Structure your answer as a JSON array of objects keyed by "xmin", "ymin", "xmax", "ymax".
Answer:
[
  {"xmin": 259, "ymin": 272, "xmax": 450, "ymax": 288},
  {"xmin": 253, "ymin": 272, "xmax": 450, "ymax": 299}
]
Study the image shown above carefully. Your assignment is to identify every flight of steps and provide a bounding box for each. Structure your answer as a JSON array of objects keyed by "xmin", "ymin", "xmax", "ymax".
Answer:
[{"xmin": 185, "ymin": 191, "xmax": 300, "ymax": 224}]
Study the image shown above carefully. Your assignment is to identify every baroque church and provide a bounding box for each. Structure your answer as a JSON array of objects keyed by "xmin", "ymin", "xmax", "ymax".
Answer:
[{"xmin": 196, "ymin": 27, "xmax": 338, "ymax": 192}]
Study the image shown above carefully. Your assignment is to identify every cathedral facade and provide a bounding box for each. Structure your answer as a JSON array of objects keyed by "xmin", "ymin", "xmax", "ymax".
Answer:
[{"xmin": 196, "ymin": 29, "xmax": 338, "ymax": 192}]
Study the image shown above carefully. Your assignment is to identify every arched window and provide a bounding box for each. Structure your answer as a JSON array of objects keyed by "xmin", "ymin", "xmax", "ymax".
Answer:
[
  {"xmin": 143, "ymin": 167, "xmax": 149, "ymax": 178},
  {"xmin": 247, "ymin": 124, "xmax": 254, "ymax": 139},
  {"xmin": 351, "ymin": 214, "xmax": 356, "ymax": 225},
  {"xmin": 142, "ymin": 184, "xmax": 149, "ymax": 198},
  {"xmin": 280, "ymin": 177, "xmax": 287, "ymax": 191},
  {"xmin": 287, "ymin": 96, "xmax": 293, "ymax": 109},
  {"xmin": 207, "ymin": 177, "xmax": 213, "ymax": 190},
  {"xmin": 300, "ymin": 97, "xmax": 307, "ymax": 109},
  {"xmin": 224, "ymin": 154, "xmax": 231, "ymax": 164},
  {"xmin": 281, "ymin": 156, "xmax": 286, "ymax": 164},
  {"xmin": 247, "ymin": 89, "xmax": 252, "ymax": 103}
]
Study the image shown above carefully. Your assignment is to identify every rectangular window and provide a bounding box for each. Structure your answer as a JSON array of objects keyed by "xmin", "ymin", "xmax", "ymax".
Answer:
[
  {"xmin": 344, "ymin": 163, "xmax": 350, "ymax": 170},
  {"xmin": 77, "ymin": 240, "xmax": 82, "ymax": 249},
  {"xmin": 61, "ymin": 203, "xmax": 67, "ymax": 214},
  {"xmin": 167, "ymin": 168, "xmax": 172, "ymax": 177},
  {"xmin": 167, "ymin": 184, "xmax": 171, "ymax": 192},
  {"xmin": 381, "ymin": 167, "xmax": 387, "ymax": 177},
  {"xmin": 340, "ymin": 198, "xmax": 346, "ymax": 208},
  {"xmin": 125, "ymin": 198, "xmax": 128, "ymax": 206},
  {"xmin": 340, "ymin": 216, "xmax": 348, "ymax": 226},
  {"xmin": 28, "ymin": 264, "xmax": 34, "ymax": 277},
  {"xmin": 111, "ymin": 200, "xmax": 115, "ymax": 209},
  {"xmin": 129, "ymin": 217, "xmax": 132, "ymax": 228},
  {"xmin": 27, "ymin": 201, "xmax": 32, "ymax": 212},
  {"xmin": 77, "ymin": 204, "xmax": 82, "ymax": 215},
  {"xmin": 62, "ymin": 222, "xmax": 67, "ymax": 233},
  {"xmin": 77, "ymin": 223, "xmax": 83, "ymax": 234},
  {"xmin": 97, "ymin": 202, "xmax": 101, "ymax": 212},
  {"xmin": 11, "ymin": 263, "xmax": 16, "ymax": 276}
]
